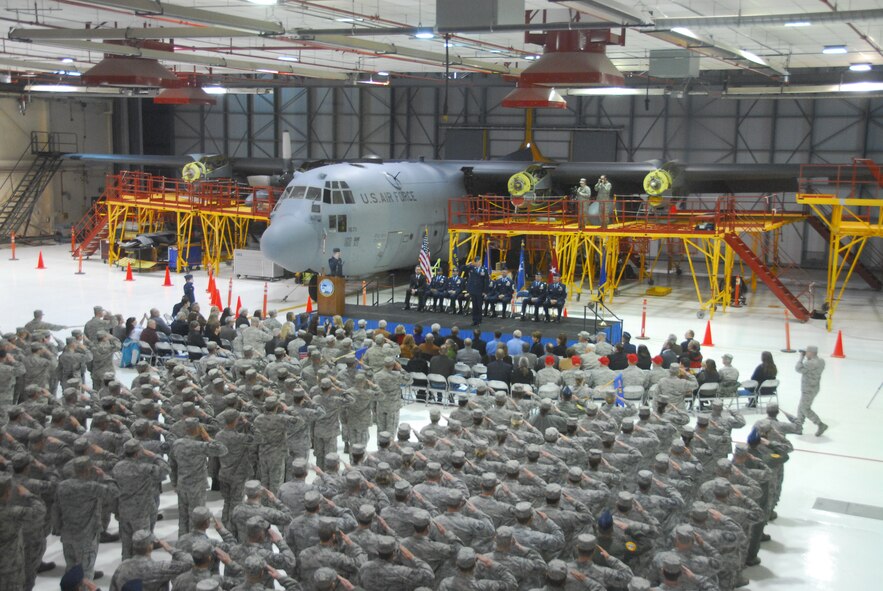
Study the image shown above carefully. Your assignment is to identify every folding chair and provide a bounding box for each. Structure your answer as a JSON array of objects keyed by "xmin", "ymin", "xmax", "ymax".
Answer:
[
  {"xmin": 694, "ymin": 382, "xmax": 720, "ymax": 411},
  {"xmin": 471, "ymin": 364, "xmax": 488, "ymax": 380},
  {"xmin": 408, "ymin": 371, "xmax": 429, "ymax": 402},
  {"xmin": 153, "ymin": 341, "xmax": 173, "ymax": 364},
  {"xmin": 187, "ymin": 346, "xmax": 205, "ymax": 361},
  {"xmin": 454, "ymin": 363, "xmax": 472, "ymax": 378},
  {"xmin": 486, "ymin": 380, "xmax": 509, "ymax": 395},
  {"xmin": 138, "ymin": 341, "xmax": 155, "ymax": 365},
  {"xmin": 737, "ymin": 379, "xmax": 759, "ymax": 410},
  {"xmin": 426, "ymin": 373, "xmax": 449, "ymax": 405},
  {"xmin": 756, "ymin": 379, "xmax": 780, "ymax": 412},
  {"xmin": 447, "ymin": 375, "xmax": 470, "ymax": 404}
]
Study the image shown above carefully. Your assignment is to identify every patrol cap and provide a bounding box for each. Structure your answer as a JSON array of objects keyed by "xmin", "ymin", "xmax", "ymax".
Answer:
[
  {"xmin": 345, "ymin": 471, "xmax": 362, "ymax": 487},
  {"xmin": 616, "ymin": 491, "xmax": 634, "ymax": 508},
  {"xmin": 450, "ymin": 450, "xmax": 466, "ymax": 464},
  {"xmin": 377, "ymin": 535, "xmax": 397, "ymax": 555},
  {"xmin": 628, "ymin": 577, "xmax": 652, "ymax": 591},
  {"xmin": 246, "ymin": 516, "xmax": 271, "ymax": 535},
  {"xmin": 191, "ymin": 506, "xmax": 213, "ymax": 525},
  {"xmin": 426, "ymin": 462, "xmax": 442, "ymax": 476},
  {"xmin": 446, "ymin": 489, "xmax": 464, "ymax": 507},
  {"xmin": 351, "ymin": 443, "xmax": 366, "ymax": 456},
  {"xmin": 576, "ymin": 533, "xmax": 598, "ymax": 551},
  {"xmin": 456, "ymin": 547, "xmax": 477, "ymax": 569},
  {"xmin": 654, "ymin": 453, "xmax": 670, "ymax": 467},
  {"xmin": 496, "ymin": 525, "xmax": 514, "ymax": 542},
  {"xmin": 621, "ymin": 417, "xmax": 635, "ymax": 430},
  {"xmin": 544, "ymin": 427, "xmax": 559, "ymax": 442},
  {"xmin": 690, "ymin": 502, "xmax": 709, "ymax": 521},
  {"xmin": 263, "ymin": 396, "xmax": 279, "ymax": 412},
  {"xmin": 397, "ymin": 423, "xmax": 412, "ymax": 436},
  {"xmin": 539, "ymin": 399, "xmax": 552, "ymax": 410},
  {"xmin": 394, "ymin": 481, "xmax": 412, "ymax": 495},
  {"xmin": 545, "ymin": 483, "xmax": 562, "ymax": 500},
  {"xmin": 314, "ymin": 568, "xmax": 338, "ymax": 590},
  {"xmin": 72, "ymin": 437, "xmax": 90, "ymax": 453},
  {"xmin": 292, "ymin": 388, "xmax": 306, "ymax": 399},
  {"xmin": 244, "ymin": 480, "xmax": 263, "ymax": 496},
  {"xmin": 132, "ymin": 529, "xmax": 156, "ymax": 548},
  {"xmin": 681, "ymin": 425, "xmax": 695, "ymax": 435},
  {"xmin": 123, "ymin": 438, "xmax": 142, "ymax": 455},
  {"xmin": 733, "ymin": 444, "xmax": 749, "ymax": 457},
  {"xmin": 325, "ymin": 453, "xmax": 340, "ymax": 466},
  {"xmin": 190, "ymin": 539, "xmax": 214, "ymax": 563},
  {"xmin": 357, "ymin": 504, "xmax": 376, "ymax": 523},
  {"xmin": 481, "ymin": 472, "xmax": 499, "ymax": 488},
  {"xmin": 716, "ymin": 458, "xmax": 732, "ymax": 473},
  {"xmin": 547, "ymin": 560, "xmax": 568, "ymax": 582},
  {"xmin": 411, "ymin": 509, "xmax": 431, "ymax": 529},
  {"xmin": 320, "ymin": 378, "xmax": 333, "ymax": 389},
  {"xmin": 218, "ymin": 408, "xmax": 240, "ymax": 424},
  {"xmin": 505, "ymin": 460, "xmax": 520, "ymax": 475},
  {"xmin": 71, "ymin": 456, "xmax": 91, "ymax": 472},
  {"xmin": 526, "ymin": 444, "xmax": 541, "ymax": 458},
  {"xmin": 243, "ymin": 555, "xmax": 266, "ymax": 577},
  {"xmin": 670, "ymin": 440, "xmax": 686, "ymax": 452},
  {"xmin": 662, "ymin": 555, "xmax": 682, "ymax": 575},
  {"xmin": 514, "ymin": 501, "xmax": 533, "ymax": 519},
  {"xmin": 588, "ymin": 448, "xmax": 603, "ymax": 460},
  {"xmin": 584, "ymin": 402, "xmax": 599, "ymax": 415},
  {"xmin": 196, "ymin": 580, "xmax": 220, "ymax": 591},
  {"xmin": 429, "ymin": 408, "xmax": 441, "ymax": 419},
  {"xmin": 567, "ymin": 467, "xmax": 583, "ymax": 481},
  {"xmin": 181, "ymin": 401, "xmax": 196, "ymax": 413},
  {"xmin": 377, "ymin": 431, "xmax": 392, "ymax": 444},
  {"xmin": 674, "ymin": 524, "xmax": 695, "ymax": 543},
  {"xmin": 601, "ymin": 431, "xmax": 616, "ymax": 443},
  {"xmin": 494, "ymin": 425, "xmax": 508, "ymax": 434},
  {"xmin": 713, "ymin": 478, "xmax": 731, "ymax": 496},
  {"xmin": 184, "ymin": 417, "xmax": 200, "ymax": 430},
  {"xmin": 60, "ymin": 564, "xmax": 85, "ymax": 591},
  {"xmin": 696, "ymin": 414, "xmax": 710, "ymax": 426},
  {"xmin": 27, "ymin": 427, "xmax": 46, "ymax": 442},
  {"xmin": 304, "ymin": 491, "xmax": 322, "ymax": 510}
]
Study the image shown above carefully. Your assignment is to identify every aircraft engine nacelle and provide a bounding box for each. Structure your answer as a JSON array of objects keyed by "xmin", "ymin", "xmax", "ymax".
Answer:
[
  {"xmin": 643, "ymin": 168, "xmax": 675, "ymax": 207},
  {"xmin": 181, "ymin": 154, "xmax": 232, "ymax": 183},
  {"xmin": 507, "ymin": 166, "xmax": 550, "ymax": 207}
]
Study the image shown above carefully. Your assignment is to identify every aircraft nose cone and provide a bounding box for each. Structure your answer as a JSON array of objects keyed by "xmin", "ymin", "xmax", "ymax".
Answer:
[{"xmin": 260, "ymin": 215, "xmax": 320, "ymax": 272}]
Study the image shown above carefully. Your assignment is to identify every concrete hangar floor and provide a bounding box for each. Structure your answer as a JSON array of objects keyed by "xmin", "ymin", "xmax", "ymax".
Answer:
[{"xmin": 3, "ymin": 244, "xmax": 881, "ymax": 591}]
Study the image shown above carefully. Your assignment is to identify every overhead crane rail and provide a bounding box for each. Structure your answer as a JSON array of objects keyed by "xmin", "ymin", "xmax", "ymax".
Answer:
[
  {"xmin": 448, "ymin": 194, "xmax": 810, "ymax": 320},
  {"xmin": 72, "ymin": 171, "xmax": 278, "ymax": 274}
]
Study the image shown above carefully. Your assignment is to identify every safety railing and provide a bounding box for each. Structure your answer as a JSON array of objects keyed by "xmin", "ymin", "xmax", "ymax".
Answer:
[
  {"xmin": 448, "ymin": 194, "xmax": 800, "ymax": 236},
  {"xmin": 104, "ymin": 171, "xmax": 278, "ymax": 218},
  {"xmin": 30, "ymin": 131, "xmax": 78, "ymax": 155},
  {"xmin": 798, "ymin": 159, "xmax": 883, "ymax": 199}
]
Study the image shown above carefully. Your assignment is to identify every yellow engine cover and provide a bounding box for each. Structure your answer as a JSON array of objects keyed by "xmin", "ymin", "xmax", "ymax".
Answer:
[
  {"xmin": 182, "ymin": 161, "xmax": 207, "ymax": 183},
  {"xmin": 643, "ymin": 169, "xmax": 673, "ymax": 197},
  {"xmin": 508, "ymin": 171, "xmax": 536, "ymax": 197}
]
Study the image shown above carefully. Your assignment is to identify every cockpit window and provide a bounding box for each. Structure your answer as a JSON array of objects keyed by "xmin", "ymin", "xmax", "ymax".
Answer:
[
  {"xmin": 323, "ymin": 181, "xmax": 354, "ymax": 205},
  {"xmin": 305, "ymin": 187, "xmax": 321, "ymax": 200}
]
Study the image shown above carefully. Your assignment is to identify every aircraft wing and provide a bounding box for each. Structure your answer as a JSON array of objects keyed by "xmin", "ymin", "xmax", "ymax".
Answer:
[{"xmin": 63, "ymin": 153, "xmax": 194, "ymax": 168}]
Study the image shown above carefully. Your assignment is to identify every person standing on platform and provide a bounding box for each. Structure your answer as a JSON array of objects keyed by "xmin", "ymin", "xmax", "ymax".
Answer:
[
  {"xmin": 595, "ymin": 175, "xmax": 612, "ymax": 200},
  {"xmin": 183, "ymin": 274, "xmax": 196, "ymax": 305},
  {"xmin": 328, "ymin": 248, "xmax": 344, "ymax": 277},
  {"xmin": 795, "ymin": 346, "xmax": 828, "ymax": 436},
  {"xmin": 576, "ymin": 178, "xmax": 592, "ymax": 230},
  {"xmin": 466, "ymin": 257, "xmax": 489, "ymax": 327}
]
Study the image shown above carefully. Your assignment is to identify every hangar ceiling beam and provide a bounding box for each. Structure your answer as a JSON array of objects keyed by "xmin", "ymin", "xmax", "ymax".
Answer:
[
  {"xmin": 9, "ymin": 26, "xmax": 252, "ymax": 41},
  {"xmin": 654, "ymin": 9, "xmax": 883, "ymax": 29}
]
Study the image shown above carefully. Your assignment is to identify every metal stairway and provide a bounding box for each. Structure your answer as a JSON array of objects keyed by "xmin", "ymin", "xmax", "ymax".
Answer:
[
  {"xmin": 723, "ymin": 234, "xmax": 811, "ymax": 321},
  {"xmin": 806, "ymin": 215, "xmax": 882, "ymax": 291},
  {"xmin": 0, "ymin": 132, "xmax": 76, "ymax": 240},
  {"xmin": 71, "ymin": 199, "xmax": 109, "ymax": 258}
]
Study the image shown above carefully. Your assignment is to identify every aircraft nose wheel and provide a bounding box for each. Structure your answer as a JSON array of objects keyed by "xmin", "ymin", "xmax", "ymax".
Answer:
[{"xmin": 697, "ymin": 310, "xmax": 705, "ymax": 319}]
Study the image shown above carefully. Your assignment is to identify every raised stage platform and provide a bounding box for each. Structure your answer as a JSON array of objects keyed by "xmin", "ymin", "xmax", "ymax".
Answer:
[{"xmin": 322, "ymin": 303, "xmax": 623, "ymax": 344}]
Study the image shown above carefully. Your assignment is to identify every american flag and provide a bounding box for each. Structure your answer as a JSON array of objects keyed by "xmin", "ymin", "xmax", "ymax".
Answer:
[{"xmin": 418, "ymin": 227, "xmax": 432, "ymax": 278}]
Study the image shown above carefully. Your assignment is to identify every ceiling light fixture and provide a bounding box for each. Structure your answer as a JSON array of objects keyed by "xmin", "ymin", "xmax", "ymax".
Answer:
[
  {"xmin": 256, "ymin": 68, "xmax": 278, "ymax": 74},
  {"xmin": 203, "ymin": 86, "xmax": 227, "ymax": 95},
  {"xmin": 739, "ymin": 49, "xmax": 766, "ymax": 66},
  {"xmin": 524, "ymin": 54, "xmax": 541, "ymax": 61},
  {"xmin": 335, "ymin": 17, "xmax": 363, "ymax": 23},
  {"xmin": 415, "ymin": 28, "xmax": 435, "ymax": 40},
  {"xmin": 841, "ymin": 81, "xmax": 883, "ymax": 92},
  {"xmin": 28, "ymin": 84, "xmax": 80, "ymax": 92},
  {"xmin": 376, "ymin": 71, "xmax": 389, "ymax": 76},
  {"xmin": 822, "ymin": 45, "xmax": 848, "ymax": 54},
  {"xmin": 784, "ymin": 21, "xmax": 811, "ymax": 27},
  {"xmin": 277, "ymin": 56, "xmax": 300, "ymax": 62},
  {"xmin": 849, "ymin": 63, "xmax": 872, "ymax": 72},
  {"xmin": 60, "ymin": 57, "xmax": 74, "ymax": 63},
  {"xmin": 246, "ymin": 0, "xmax": 277, "ymax": 5}
]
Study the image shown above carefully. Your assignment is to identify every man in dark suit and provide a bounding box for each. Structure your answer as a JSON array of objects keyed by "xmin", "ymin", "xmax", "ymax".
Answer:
[
  {"xmin": 465, "ymin": 257, "xmax": 489, "ymax": 327},
  {"xmin": 328, "ymin": 248, "xmax": 344, "ymax": 276},
  {"xmin": 486, "ymin": 348, "xmax": 513, "ymax": 385},
  {"xmin": 404, "ymin": 266, "xmax": 428, "ymax": 311},
  {"xmin": 429, "ymin": 345, "xmax": 456, "ymax": 378}
]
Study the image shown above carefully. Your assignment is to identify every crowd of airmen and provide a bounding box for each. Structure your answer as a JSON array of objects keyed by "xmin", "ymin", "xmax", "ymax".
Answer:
[{"xmin": 0, "ymin": 305, "xmax": 804, "ymax": 591}]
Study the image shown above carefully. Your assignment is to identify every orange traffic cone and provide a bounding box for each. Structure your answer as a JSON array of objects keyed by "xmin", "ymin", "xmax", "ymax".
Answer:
[
  {"xmin": 831, "ymin": 330, "xmax": 846, "ymax": 358},
  {"xmin": 305, "ymin": 297, "xmax": 313, "ymax": 314},
  {"xmin": 562, "ymin": 307, "xmax": 568, "ymax": 318},
  {"xmin": 162, "ymin": 267, "xmax": 173, "ymax": 286},
  {"xmin": 206, "ymin": 272, "xmax": 215, "ymax": 294},
  {"xmin": 124, "ymin": 262, "xmax": 134, "ymax": 281},
  {"xmin": 701, "ymin": 320, "xmax": 714, "ymax": 347},
  {"xmin": 235, "ymin": 296, "xmax": 242, "ymax": 316},
  {"xmin": 36, "ymin": 251, "xmax": 46, "ymax": 269}
]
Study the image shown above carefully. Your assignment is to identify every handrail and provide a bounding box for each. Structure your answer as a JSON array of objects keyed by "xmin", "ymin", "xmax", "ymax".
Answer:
[{"xmin": 583, "ymin": 298, "xmax": 623, "ymax": 334}]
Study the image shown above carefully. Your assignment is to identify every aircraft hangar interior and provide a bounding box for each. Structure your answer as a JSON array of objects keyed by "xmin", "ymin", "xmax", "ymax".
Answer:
[{"xmin": 0, "ymin": 1, "xmax": 882, "ymax": 590}]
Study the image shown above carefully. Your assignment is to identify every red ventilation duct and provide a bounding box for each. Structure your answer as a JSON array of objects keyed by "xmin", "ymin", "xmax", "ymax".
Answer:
[
  {"xmin": 519, "ymin": 29, "xmax": 625, "ymax": 87},
  {"xmin": 154, "ymin": 86, "xmax": 217, "ymax": 106},
  {"xmin": 501, "ymin": 83, "xmax": 567, "ymax": 109},
  {"xmin": 83, "ymin": 56, "xmax": 178, "ymax": 87}
]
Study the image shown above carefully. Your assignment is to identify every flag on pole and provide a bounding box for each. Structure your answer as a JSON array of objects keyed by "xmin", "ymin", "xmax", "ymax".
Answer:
[
  {"xmin": 485, "ymin": 242, "xmax": 492, "ymax": 272},
  {"xmin": 613, "ymin": 373, "xmax": 625, "ymax": 407},
  {"xmin": 548, "ymin": 248, "xmax": 559, "ymax": 282},
  {"xmin": 418, "ymin": 227, "xmax": 432, "ymax": 278},
  {"xmin": 516, "ymin": 240, "xmax": 526, "ymax": 292}
]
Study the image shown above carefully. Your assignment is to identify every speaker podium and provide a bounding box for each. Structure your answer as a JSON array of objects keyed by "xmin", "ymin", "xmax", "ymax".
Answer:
[{"xmin": 317, "ymin": 275, "xmax": 346, "ymax": 317}]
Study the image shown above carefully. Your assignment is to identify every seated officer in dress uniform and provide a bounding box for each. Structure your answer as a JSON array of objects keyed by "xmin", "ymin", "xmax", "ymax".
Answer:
[
  {"xmin": 521, "ymin": 272, "xmax": 547, "ymax": 322},
  {"xmin": 484, "ymin": 269, "xmax": 514, "ymax": 318},
  {"xmin": 428, "ymin": 268, "xmax": 448, "ymax": 312},
  {"xmin": 543, "ymin": 274, "xmax": 567, "ymax": 322},
  {"xmin": 403, "ymin": 266, "xmax": 429, "ymax": 311},
  {"xmin": 444, "ymin": 273, "xmax": 466, "ymax": 315}
]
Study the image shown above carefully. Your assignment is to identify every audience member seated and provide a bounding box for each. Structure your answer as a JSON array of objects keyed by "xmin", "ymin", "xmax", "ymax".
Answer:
[
  {"xmin": 456, "ymin": 338, "xmax": 482, "ymax": 366},
  {"xmin": 636, "ymin": 344, "xmax": 652, "ymax": 370},
  {"xmin": 486, "ymin": 348, "xmax": 513, "ymax": 385},
  {"xmin": 429, "ymin": 344, "xmax": 456, "ymax": 378}
]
